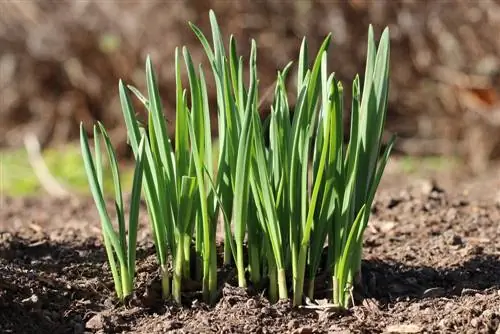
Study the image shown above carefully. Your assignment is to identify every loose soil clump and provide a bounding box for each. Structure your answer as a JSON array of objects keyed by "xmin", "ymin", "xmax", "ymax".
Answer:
[{"xmin": 1, "ymin": 172, "xmax": 499, "ymax": 333}]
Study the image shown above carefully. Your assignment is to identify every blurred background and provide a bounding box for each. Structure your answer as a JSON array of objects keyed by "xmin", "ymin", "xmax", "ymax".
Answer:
[{"xmin": 2, "ymin": 0, "xmax": 500, "ymax": 196}]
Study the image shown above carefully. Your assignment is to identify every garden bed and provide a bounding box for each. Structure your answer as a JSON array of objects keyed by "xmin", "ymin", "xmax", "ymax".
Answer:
[{"xmin": 1, "ymin": 164, "xmax": 499, "ymax": 333}]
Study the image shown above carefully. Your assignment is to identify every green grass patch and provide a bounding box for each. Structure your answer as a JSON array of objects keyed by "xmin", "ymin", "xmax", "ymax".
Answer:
[
  {"xmin": 1, "ymin": 145, "xmax": 134, "ymax": 196},
  {"xmin": 399, "ymin": 155, "xmax": 460, "ymax": 174}
]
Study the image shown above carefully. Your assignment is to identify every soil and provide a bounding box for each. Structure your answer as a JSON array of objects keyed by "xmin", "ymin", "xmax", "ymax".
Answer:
[{"xmin": 1, "ymin": 163, "xmax": 500, "ymax": 334}]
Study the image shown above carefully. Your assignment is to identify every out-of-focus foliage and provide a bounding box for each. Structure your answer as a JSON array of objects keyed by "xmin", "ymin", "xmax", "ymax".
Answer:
[
  {"xmin": 0, "ymin": 146, "xmax": 134, "ymax": 196},
  {"xmin": 1, "ymin": 0, "xmax": 500, "ymax": 172}
]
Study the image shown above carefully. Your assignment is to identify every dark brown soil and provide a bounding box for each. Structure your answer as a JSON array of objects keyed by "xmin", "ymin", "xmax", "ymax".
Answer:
[{"xmin": 1, "ymin": 165, "xmax": 500, "ymax": 333}]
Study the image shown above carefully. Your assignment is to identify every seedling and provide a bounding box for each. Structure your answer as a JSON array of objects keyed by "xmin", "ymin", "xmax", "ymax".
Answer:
[
  {"xmin": 80, "ymin": 122, "xmax": 146, "ymax": 301},
  {"xmin": 81, "ymin": 10, "xmax": 393, "ymax": 309}
]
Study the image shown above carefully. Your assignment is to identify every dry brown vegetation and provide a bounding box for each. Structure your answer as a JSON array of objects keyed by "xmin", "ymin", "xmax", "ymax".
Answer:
[{"xmin": 1, "ymin": 0, "xmax": 500, "ymax": 171}]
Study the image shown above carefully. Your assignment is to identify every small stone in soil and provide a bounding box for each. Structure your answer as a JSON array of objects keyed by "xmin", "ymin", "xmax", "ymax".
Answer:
[
  {"xmin": 85, "ymin": 313, "xmax": 106, "ymax": 330},
  {"xmin": 260, "ymin": 306, "xmax": 272, "ymax": 315},
  {"xmin": 21, "ymin": 294, "xmax": 39, "ymax": 305},
  {"xmin": 103, "ymin": 297, "xmax": 114, "ymax": 308},
  {"xmin": 419, "ymin": 180, "xmax": 434, "ymax": 196},
  {"xmin": 470, "ymin": 317, "xmax": 479, "ymax": 328}
]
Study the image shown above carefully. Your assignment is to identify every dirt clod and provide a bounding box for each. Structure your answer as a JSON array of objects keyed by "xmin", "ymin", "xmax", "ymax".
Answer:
[{"xmin": 86, "ymin": 313, "xmax": 106, "ymax": 330}]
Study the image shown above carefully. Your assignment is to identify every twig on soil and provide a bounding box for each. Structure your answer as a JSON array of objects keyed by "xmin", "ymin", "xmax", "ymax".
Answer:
[
  {"xmin": 300, "ymin": 297, "xmax": 343, "ymax": 312},
  {"xmin": 24, "ymin": 132, "xmax": 70, "ymax": 198}
]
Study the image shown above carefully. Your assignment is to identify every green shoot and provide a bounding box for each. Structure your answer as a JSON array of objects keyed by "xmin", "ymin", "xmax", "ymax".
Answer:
[
  {"xmin": 80, "ymin": 122, "xmax": 145, "ymax": 302},
  {"xmin": 80, "ymin": 10, "xmax": 393, "ymax": 310}
]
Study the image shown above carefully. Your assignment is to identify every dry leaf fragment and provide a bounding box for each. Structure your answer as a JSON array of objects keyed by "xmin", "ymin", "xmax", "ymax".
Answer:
[{"xmin": 385, "ymin": 323, "xmax": 423, "ymax": 333}]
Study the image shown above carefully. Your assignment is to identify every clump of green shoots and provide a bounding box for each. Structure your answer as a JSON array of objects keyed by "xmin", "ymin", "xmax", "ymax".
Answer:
[
  {"xmin": 80, "ymin": 10, "xmax": 393, "ymax": 309},
  {"xmin": 80, "ymin": 122, "xmax": 146, "ymax": 302}
]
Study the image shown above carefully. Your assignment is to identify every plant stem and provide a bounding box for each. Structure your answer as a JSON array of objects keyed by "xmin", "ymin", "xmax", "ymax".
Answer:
[
  {"xmin": 307, "ymin": 277, "xmax": 315, "ymax": 300},
  {"xmin": 277, "ymin": 268, "xmax": 288, "ymax": 300},
  {"xmin": 344, "ymin": 275, "xmax": 353, "ymax": 308},
  {"xmin": 351, "ymin": 245, "xmax": 362, "ymax": 283},
  {"xmin": 332, "ymin": 275, "xmax": 339, "ymax": 306},
  {"xmin": 290, "ymin": 222, "xmax": 298, "ymax": 290},
  {"xmin": 202, "ymin": 241, "xmax": 217, "ymax": 303},
  {"xmin": 195, "ymin": 216, "xmax": 203, "ymax": 281},
  {"xmin": 236, "ymin": 242, "xmax": 247, "ymax": 288},
  {"xmin": 326, "ymin": 233, "xmax": 334, "ymax": 276},
  {"xmin": 161, "ymin": 264, "xmax": 170, "ymax": 299},
  {"xmin": 293, "ymin": 244, "xmax": 308, "ymax": 306},
  {"xmin": 103, "ymin": 233, "xmax": 123, "ymax": 301},
  {"xmin": 121, "ymin": 264, "xmax": 132, "ymax": 299},
  {"xmin": 182, "ymin": 234, "xmax": 191, "ymax": 279},
  {"xmin": 268, "ymin": 260, "xmax": 277, "ymax": 303},
  {"xmin": 202, "ymin": 261, "xmax": 209, "ymax": 302},
  {"xmin": 173, "ymin": 238, "xmax": 184, "ymax": 303},
  {"xmin": 224, "ymin": 233, "xmax": 232, "ymax": 265},
  {"xmin": 209, "ymin": 240, "xmax": 217, "ymax": 304},
  {"xmin": 248, "ymin": 243, "xmax": 261, "ymax": 287}
]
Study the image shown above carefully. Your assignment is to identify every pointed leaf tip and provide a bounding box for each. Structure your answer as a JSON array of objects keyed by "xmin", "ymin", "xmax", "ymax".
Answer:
[{"xmin": 382, "ymin": 26, "xmax": 390, "ymax": 38}]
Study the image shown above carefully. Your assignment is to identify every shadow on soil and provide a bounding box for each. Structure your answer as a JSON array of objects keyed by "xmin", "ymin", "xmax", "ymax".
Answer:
[
  {"xmin": 361, "ymin": 255, "xmax": 500, "ymax": 303},
  {"xmin": 1, "ymin": 235, "xmax": 499, "ymax": 333},
  {"xmin": 0, "ymin": 235, "xmax": 108, "ymax": 333},
  {"xmin": 0, "ymin": 235, "xmax": 154, "ymax": 333}
]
